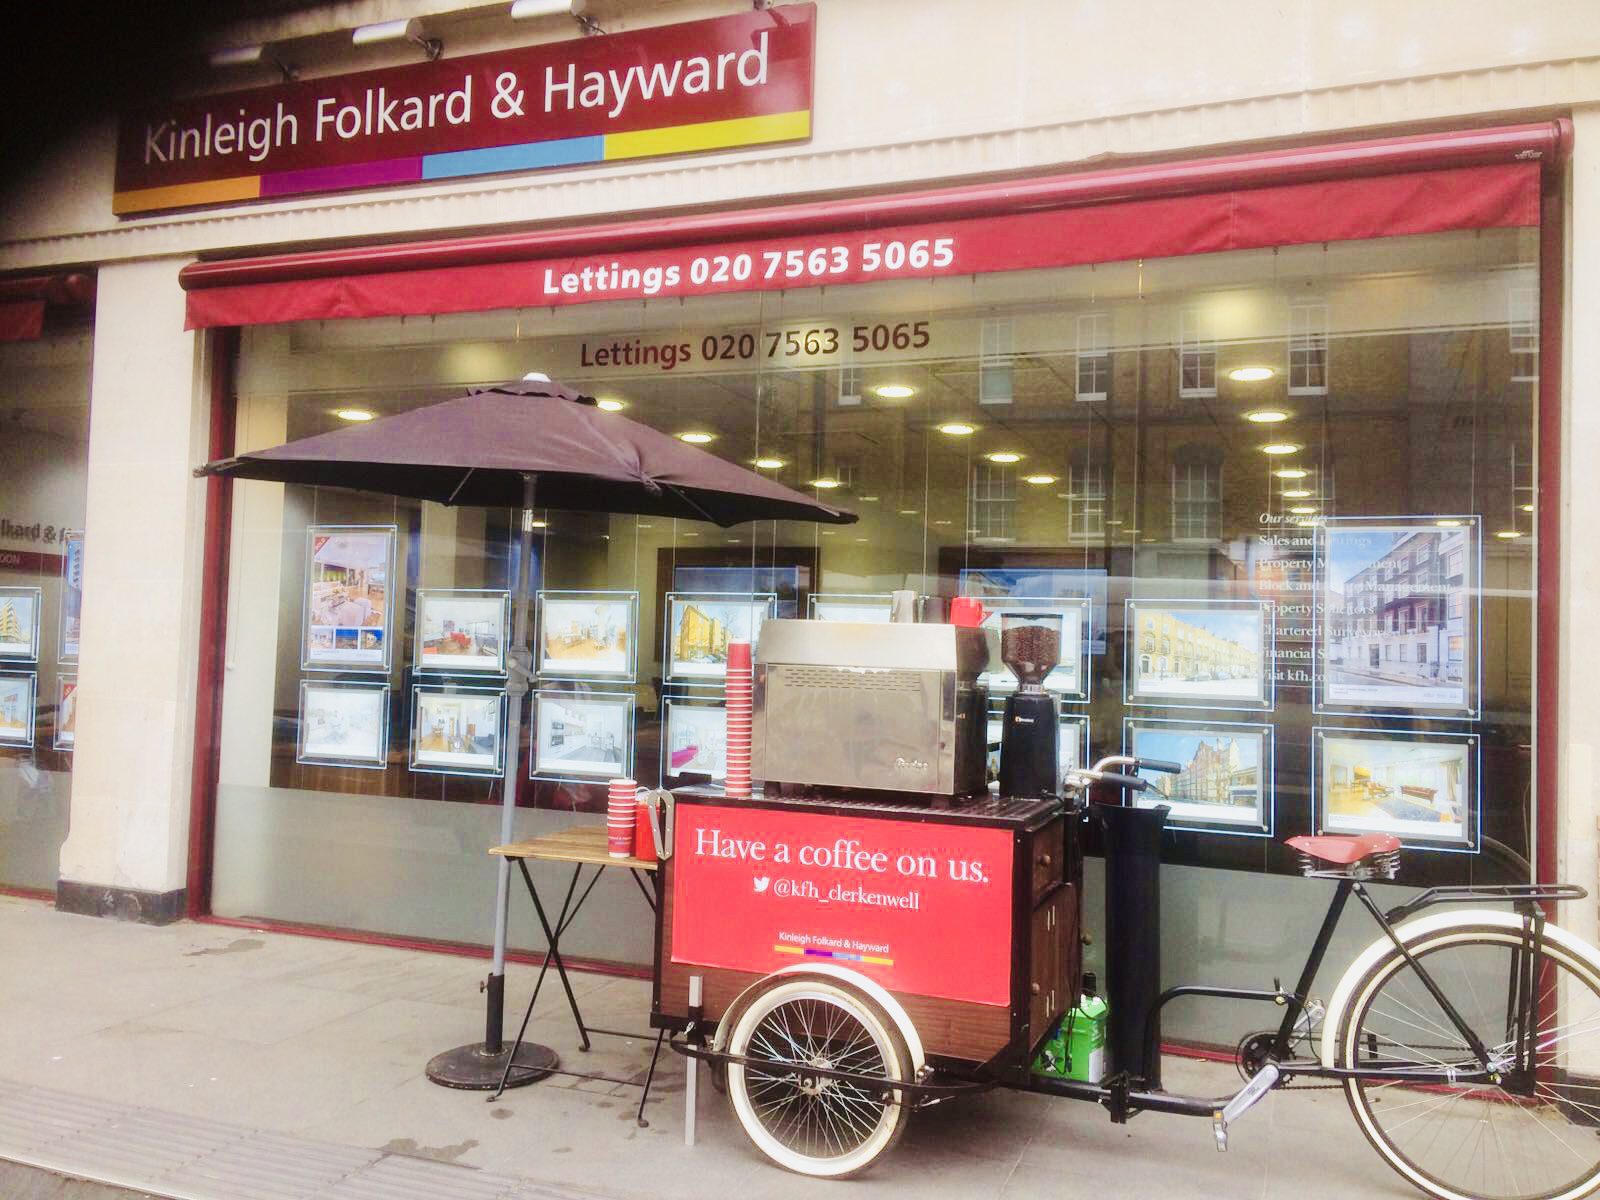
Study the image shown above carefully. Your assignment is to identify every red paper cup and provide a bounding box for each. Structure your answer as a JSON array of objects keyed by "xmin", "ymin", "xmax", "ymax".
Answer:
[{"xmin": 727, "ymin": 640, "xmax": 752, "ymax": 669}]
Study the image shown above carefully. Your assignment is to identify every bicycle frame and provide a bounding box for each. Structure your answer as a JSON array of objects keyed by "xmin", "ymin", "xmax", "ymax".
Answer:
[{"xmin": 1136, "ymin": 878, "xmax": 1585, "ymax": 1096}]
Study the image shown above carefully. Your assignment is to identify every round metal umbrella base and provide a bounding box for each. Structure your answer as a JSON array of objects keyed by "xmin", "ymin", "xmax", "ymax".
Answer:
[{"xmin": 425, "ymin": 1041, "xmax": 559, "ymax": 1090}]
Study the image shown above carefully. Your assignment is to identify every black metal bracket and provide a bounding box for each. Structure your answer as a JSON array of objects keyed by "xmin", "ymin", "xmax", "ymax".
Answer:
[{"xmin": 1383, "ymin": 883, "xmax": 1586, "ymax": 924}]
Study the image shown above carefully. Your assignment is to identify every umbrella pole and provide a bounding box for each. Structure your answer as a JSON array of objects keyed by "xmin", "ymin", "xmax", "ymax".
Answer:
[{"xmin": 426, "ymin": 472, "xmax": 558, "ymax": 1089}]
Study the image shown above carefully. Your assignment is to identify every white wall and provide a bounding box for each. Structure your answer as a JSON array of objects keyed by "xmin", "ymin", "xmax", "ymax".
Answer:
[{"xmin": 56, "ymin": 259, "xmax": 210, "ymax": 897}]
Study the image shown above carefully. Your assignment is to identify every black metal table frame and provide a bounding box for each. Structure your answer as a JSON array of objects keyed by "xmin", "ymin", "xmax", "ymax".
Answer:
[{"xmin": 491, "ymin": 856, "xmax": 667, "ymax": 1127}]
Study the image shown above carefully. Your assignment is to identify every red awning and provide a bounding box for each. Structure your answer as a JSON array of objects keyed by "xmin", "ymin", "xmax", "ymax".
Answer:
[{"xmin": 181, "ymin": 121, "xmax": 1564, "ymax": 331}]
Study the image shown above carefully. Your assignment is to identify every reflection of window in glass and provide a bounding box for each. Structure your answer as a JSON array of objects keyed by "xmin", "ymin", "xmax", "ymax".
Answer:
[
  {"xmin": 1178, "ymin": 308, "xmax": 1216, "ymax": 398},
  {"xmin": 1067, "ymin": 462, "xmax": 1106, "ymax": 541},
  {"xmin": 1448, "ymin": 591, "xmax": 1464, "ymax": 620},
  {"xmin": 979, "ymin": 318, "xmax": 1014, "ymax": 405},
  {"xmin": 1170, "ymin": 445, "xmax": 1222, "ymax": 540},
  {"xmin": 837, "ymin": 365, "xmax": 863, "ymax": 407},
  {"xmin": 1509, "ymin": 286, "xmax": 1539, "ymax": 383},
  {"xmin": 970, "ymin": 462, "xmax": 1015, "ymax": 539},
  {"xmin": 833, "ymin": 458, "xmax": 860, "ymax": 491},
  {"xmin": 1288, "ymin": 302, "xmax": 1329, "ymax": 395},
  {"xmin": 1075, "ymin": 312, "xmax": 1110, "ymax": 401}
]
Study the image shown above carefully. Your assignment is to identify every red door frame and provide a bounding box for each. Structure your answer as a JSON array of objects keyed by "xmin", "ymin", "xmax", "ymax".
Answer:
[{"xmin": 180, "ymin": 120, "xmax": 1573, "ymax": 965}]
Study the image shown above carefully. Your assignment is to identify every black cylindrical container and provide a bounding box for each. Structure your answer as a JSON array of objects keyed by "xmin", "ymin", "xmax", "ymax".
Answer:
[{"xmin": 1095, "ymin": 802, "xmax": 1169, "ymax": 1088}]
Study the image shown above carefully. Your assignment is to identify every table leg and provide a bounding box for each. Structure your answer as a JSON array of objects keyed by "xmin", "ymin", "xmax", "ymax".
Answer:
[
  {"xmin": 521, "ymin": 859, "xmax": 593, "ymax": 1052},
  {"xmin": 635, "ymin": 1028, "xmax": 666, "ymax": 1128}
]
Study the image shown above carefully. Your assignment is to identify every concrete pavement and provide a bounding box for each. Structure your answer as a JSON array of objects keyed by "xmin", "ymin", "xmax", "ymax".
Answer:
[{"xmin": 0, "ymin": 895, "xmax": 1414, "ymax": 1198}]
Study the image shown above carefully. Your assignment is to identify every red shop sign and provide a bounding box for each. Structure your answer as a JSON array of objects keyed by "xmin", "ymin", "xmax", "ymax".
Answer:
[
  {"xmin": 115, "ymin": 6, "xmax": 816, "ymax": 215},
  {"xmin": 671, "ymin": 804, "xmax": 1014, "ymax": 1007}
]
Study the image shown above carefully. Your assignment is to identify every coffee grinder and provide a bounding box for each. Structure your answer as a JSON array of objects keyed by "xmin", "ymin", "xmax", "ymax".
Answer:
[{"xmin": 997, "ymin": 612, "xmax": 1061, "ymax": 799}]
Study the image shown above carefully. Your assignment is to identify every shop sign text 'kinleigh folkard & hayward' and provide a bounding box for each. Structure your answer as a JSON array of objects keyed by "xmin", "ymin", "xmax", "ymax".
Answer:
[{"xmin": 113, "ymin": 6, "xmax": 815, "ymax": 215}]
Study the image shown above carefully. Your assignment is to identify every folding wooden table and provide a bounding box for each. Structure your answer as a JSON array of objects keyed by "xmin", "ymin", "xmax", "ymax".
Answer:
[{"xmin": 489, "ymin": 825, "xmax": 664, "ymax": 1124}]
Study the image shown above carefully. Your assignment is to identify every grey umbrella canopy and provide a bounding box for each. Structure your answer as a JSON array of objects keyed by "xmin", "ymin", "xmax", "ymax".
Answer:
[{"xmin": 197, "ymin": 377, "xmax": 857, "ymax": 527}]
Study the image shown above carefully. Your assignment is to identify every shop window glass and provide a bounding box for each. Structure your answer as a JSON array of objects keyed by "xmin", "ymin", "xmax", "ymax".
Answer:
[
  {"xmin": 1288, "ymin": 301, "xmax": 1329, "ymax": 395},
  {"xmin": 979, "ymin": 317, "xmax": 1014, "ymax": 405},
  {"xmin": 1178, "ymin": 307, "xmax": 1216, "ymax": 398},
  {"xmin": 210, "ymin": 228, "xmax": 1540, "ymax": 1046},
  {"xmin": 0, "ymin": 326, "xmax": 93, "ymax": 892},
  {"xmin": 1075, "ymin": 312, "xmax": 1110, "ymax": 401}
]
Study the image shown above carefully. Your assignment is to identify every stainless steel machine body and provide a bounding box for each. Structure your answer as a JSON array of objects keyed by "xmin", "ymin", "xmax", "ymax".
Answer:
[{"xmin": 752, "ymin": 619, "xmax": 991, "ymax": 796}]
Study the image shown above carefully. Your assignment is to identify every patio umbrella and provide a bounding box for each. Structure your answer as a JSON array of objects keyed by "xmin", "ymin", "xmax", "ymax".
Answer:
[{"xmin": 198, "ymin": 375, "xmax": 856, "ymax": 1089}]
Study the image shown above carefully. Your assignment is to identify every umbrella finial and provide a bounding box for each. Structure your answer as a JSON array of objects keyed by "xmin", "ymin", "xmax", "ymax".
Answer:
[{"xmin": 522, "ymin": 371, "xmax": 551, "ymax": 382}]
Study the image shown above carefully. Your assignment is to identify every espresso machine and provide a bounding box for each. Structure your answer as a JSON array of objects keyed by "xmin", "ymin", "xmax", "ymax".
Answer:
[{"xmin": 997, "ymin": 612, "xmax": 1060, "ymax": 799}]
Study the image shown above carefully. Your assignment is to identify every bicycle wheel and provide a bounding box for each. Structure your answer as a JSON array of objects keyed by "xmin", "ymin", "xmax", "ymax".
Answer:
[
  {"xmin": 1339, "ymin": 921, "xmax": 1600, "ymax": 1200},
  {"xmin": 725, "ymin": 974, "xmax": 911, "ymax": 1178}
]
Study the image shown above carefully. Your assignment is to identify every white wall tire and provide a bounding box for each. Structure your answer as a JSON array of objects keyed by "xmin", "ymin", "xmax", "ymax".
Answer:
[
  {"xmin": 1336, "ymin": 920, "xmax": 1600, "ymax": 1200},
  {"xmin": 724, "ymin": 974, "xmax": 912, "ymax": 1178}
]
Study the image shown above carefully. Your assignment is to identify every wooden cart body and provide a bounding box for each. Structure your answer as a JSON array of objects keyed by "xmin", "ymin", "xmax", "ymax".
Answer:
[{"xmin": 653, "ymin": 787, "xmax": 1082, "ymax": 1079}]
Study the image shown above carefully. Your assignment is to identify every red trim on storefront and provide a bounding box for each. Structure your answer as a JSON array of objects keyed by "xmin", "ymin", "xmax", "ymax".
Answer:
[
  {"xmin": 184, "ymin": 328, "xmax": 238, "ymax": 919},
  {"xmin": 0, "ymin": 884, "xmax": 55, "ymax": 903},
  {"xmin": 1535, "ymin": 120, "xmax": 1570, "ymax": 902},
  {"xmin": 181, "ymin": 121, "xmax": 1565, "ymax": 295},
  {"xmin": 197, "ymin": 913, "xmax": 655, "ymax": 981}
]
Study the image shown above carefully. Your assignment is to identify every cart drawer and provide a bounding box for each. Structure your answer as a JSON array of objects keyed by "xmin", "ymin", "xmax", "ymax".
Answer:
[
  {"xmin": 1030, "ymin": 817, "xmax": 1065, "ymax": 905},
  {"xmin": 1028, "ymin": 885, "xmax": 1072, "ymax": 1037}
]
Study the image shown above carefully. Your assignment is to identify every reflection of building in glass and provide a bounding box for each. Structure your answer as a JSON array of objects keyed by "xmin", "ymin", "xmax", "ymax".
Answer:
[
  {"xmin": 1328, "ymin": 529, "xmax": 1467, "ymax": 685},
  {"xmin": 675, "ymin": 604, "xmax": 731, "ymax": 663},
  {"xmin": 0, "ymin": 601, "xmax": 24, "ymax": 644},
  {"xmin": 1137, "ymin": 611, "xmax": 1257, "ymax": 682},
  {"xmin": 1149, "ymin": 737, "xmax": 1244, "ymax": 807}
]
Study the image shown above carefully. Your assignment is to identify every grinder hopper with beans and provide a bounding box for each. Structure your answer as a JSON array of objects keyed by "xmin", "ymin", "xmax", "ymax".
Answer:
[{"xmin": 996, "ymin": 612, "xmax": 1062, "ymax": 799}]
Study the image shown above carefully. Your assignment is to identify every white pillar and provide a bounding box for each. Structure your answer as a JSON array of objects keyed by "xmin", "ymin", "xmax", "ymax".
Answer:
[
  {"xmin": 1559, "ymin": 107, "xmax": 1600, "ymax": 996},
  {"xmin": 56, "ymin": 257, "xmax": 209, "ymax": 921}
]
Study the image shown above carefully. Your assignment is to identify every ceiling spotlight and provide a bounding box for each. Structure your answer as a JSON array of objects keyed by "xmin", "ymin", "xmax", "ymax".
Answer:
[
  {"xmin": 1246, "ymin": 410, "xmax": 1289, "ymax": 424},
  {"xmin": 1282, "ymin": 489, "xmax": 1312, "ymax": 499},
  {"xmin": 859, "ymin": 495, "xmax": 880, "ymax": 502},
  {"xmin": 1289, "ymin": 505, "xmax": 1317, "ymax": 515},
  {"xmin": 530, "ymin": 519, "xmax": 548, "ymax": 529},
  {"xmin": 874, "ymin": 384, "xmax": 917, "ymax": 399},
  {"xmin": 753, "ymin": 457, "xmax": 785, "ymax": 470},
  {"xmin": 1260, "ymin": 442, "xmax": 1302, "ymax": 456},
  {"xmin": 937, "ymin": 422, "xmax": 976, "ymax": 436},
  {"xmin": 1274, "ymin": 468, "xmax": 1309, "ymax": 480},
  {"xmin": 1520, "ymin": 503, "xmax": 1535, "ymax": 513},
  {"xmin": 898, "ymin": 509, "xmax": 919, "ymax": 516},
  {"xmin": 677, "ymin": 431, "xmax": 716, "ymax": 444},
  {"xmin": 1495, "ymin": 530, "xmax": 1525, "ymax": 540},
  {"xmin": 1229, "ymin": 366, "xmax": 1275, "ymax": 382},
  {"xmin": 934, "ymin": 519, "xmax": 953, "ymax": 526},
  {"xmin": 1435, "ymin": 519, "xmax": 1463, "ymax": 528},
  {"xmin": 810, "ymin": 478, "xmax": 842, "ymax": 489},
  {"xmin": 1024, "ymin": 474, "xmax": 1058, "ymax": 486},
  {"xmin": 335, "ymin": 408, "xmax": 375, "ymax": 422},
  {"xmin": 596, "ymin": 397, "xmax": 626, "ymax": 412},
  {"xmin": 351, "ymin": 17, "xmax": 441, "ymax": 60},
  {"xmin": 986, "ymin": 452, "xmax": 1023, "ymax": 464}
]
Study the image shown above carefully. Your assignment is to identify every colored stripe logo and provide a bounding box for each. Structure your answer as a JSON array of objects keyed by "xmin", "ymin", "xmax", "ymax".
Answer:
[
  {"xmin": 773, "ymin": 943, "xmax": 894, "ymax": 967},
  {"xmin": 113, "ymin": 109, "xmax": 811, "ymax": 216}
]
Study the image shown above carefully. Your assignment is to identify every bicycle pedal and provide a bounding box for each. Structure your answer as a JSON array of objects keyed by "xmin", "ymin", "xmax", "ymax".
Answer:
[
  {"xmin": 1212, "ymin": 1063, "xmax": 1280, "ymax": 1151},
  {"xmin": 1211, "ymin": 1112, "xmax": 1228, "ymax": 1152}
]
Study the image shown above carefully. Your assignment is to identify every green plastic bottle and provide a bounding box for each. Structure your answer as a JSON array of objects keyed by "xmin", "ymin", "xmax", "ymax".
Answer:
[{"xmin": 1063, "ymin": 973, "xmax": 1108, "ymax": 1083}]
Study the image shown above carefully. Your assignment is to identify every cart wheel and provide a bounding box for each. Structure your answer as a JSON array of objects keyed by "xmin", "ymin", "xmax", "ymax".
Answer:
[{"xmin": 725, "ymin": 974, "xmax": 912, "ymax": 1178}]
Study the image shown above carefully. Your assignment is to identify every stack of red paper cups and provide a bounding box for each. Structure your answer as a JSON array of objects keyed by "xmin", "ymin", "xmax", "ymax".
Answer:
[
  {"xmin": 724, "ymin": 640, "xmax": 753, "ymax": 798},
  {"xmin": 607, "ymin": 778, "xmax": 638, "ymax": 858}
]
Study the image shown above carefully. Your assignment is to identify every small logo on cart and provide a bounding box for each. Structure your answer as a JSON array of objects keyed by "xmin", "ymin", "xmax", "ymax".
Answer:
[
  {"xmin": 752, "ymin": 876, "xmax": 771, "ymax": 893},
  {"xmin": 893, "ymin": 757, "xmax": 929, "ymax": 771}
]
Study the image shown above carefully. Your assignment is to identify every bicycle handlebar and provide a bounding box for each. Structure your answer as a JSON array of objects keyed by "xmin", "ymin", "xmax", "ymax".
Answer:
[
  {"xmin": 1136, "ymin": 758, "xmax": 1181, "ymax": 774},
  {"xmin": 1098, "ymin": 772, "xmax": 1149, "ymax": 792}
]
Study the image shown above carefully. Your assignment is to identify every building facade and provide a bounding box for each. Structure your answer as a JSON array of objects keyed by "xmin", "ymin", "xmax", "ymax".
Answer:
[{"xmin": 1, "ymin": 0, "xmax": 1597, "ymax": 1048}]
